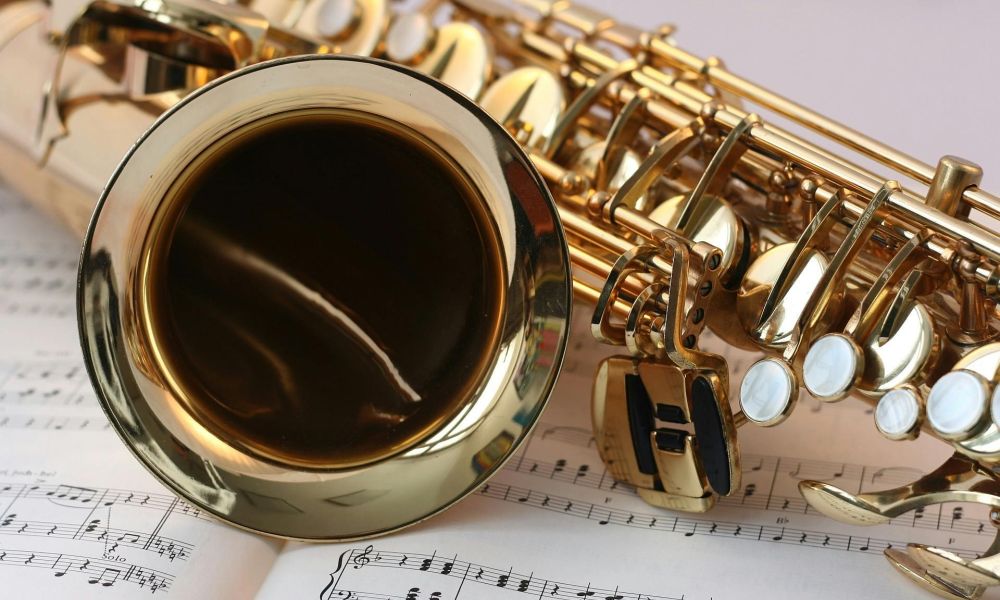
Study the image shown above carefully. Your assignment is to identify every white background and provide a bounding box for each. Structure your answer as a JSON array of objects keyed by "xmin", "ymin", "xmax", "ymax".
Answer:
[{"xmin": 607, "ymin": 0, "xmax": 999, "ymax": 188}]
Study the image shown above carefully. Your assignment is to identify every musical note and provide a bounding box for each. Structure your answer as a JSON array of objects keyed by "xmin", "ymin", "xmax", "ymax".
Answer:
[
  {"xmin": 420, "ymin": 552, "xmax": 435, "ymax": 571},
  {"xmin": 88, "ymin": 567, "xmax": 120, "ymax": 587},
  {"xmin": 0, "ymin": 194, "xmax": 245, "ymax": 598},
  {"xmin": 322, "ymin": 546, "xmax": 677, "ymax": 600},
  {"xmin": 52, "ymin": 555, "xmax": 70, "ymax": 577}
]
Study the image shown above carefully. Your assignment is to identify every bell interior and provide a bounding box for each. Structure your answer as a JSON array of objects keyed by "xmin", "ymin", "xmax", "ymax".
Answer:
[{"xmin": 143, "ymin": 109, "xmax": 506, "ymax": 469}]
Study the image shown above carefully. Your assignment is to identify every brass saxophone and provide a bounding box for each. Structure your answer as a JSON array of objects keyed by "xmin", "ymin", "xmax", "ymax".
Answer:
[{"xmin": 1, "ymin": 0, "xmax": 999, "ymax": 596}]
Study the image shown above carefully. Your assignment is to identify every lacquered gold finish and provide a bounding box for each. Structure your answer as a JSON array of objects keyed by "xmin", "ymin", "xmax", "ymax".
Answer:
[
  {"xmin": 592, "ymin": 241, "xmax": 737, "ymax": 511},
  {"xmin": 808, "ymin": 230, "xmax": 940, "ymax": 400},
  {"xmin": 2, "ymin": 1, "xmax": 1000, "ymax": 597},
  {"xmin": 801, "ymin": 454, "xmax": 1000, "ymax": 600},
  {"xmin": 648, "ymin": 194, "xmax": 742, "ymax": 278},
  {"xmin": 926, "ymin": 156, "xmax": 984, "ymax": 217},
  {"xmin": 479, "ymin": 66, "xmax": 566, "ymax": 148},
  {"xmin": 81, "ymin": 55, "xmax": 571, "ymax": 540}
]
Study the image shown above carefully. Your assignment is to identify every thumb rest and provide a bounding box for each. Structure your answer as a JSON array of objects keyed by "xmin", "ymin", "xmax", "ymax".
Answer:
[{"xmin": 1, "ymin": 0, "xmax": 1000, "ymax": 596}]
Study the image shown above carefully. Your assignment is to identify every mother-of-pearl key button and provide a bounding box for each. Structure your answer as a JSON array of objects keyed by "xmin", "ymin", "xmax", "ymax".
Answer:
[
  {"xmin": 317, "ymin": 0, "xmax": 358, "ymax": 38},
  {"xmin": 927, "ymin": 370, "xmax": 990, "ymax": 440},
  {"xmin": 991, "ymin": 384, "xmax": 1000, "ymax": 429},
  {"xmin": 802, "ymin": 333, "xmax": 860, "ymax": 401},
  {"xmin": 385, "ymin": 12, "xmax": 434, "ymax": 64},
  {"xmin": 875, "ymin": 387, "xmax": 921, "ymax": 440},
  {"xmin": 740, "ymin": 358, "xmax": 796, "ymax": 426}
]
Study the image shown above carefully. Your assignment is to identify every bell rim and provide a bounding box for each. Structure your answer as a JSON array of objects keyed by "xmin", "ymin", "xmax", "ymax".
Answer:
[{"xmin": 78, "ymin": 54, "xmax": 572, "ymax": 540}]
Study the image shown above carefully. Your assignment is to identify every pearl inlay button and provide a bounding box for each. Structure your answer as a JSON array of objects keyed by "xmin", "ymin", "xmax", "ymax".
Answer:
[
  {"xmin": 927, "ymin": 370, "xmax": 988, "ymax": 439},
  {"xmin": 740, "ymin": 358, "xmax": 795, "ymax": 426},
  {"xmin": 802, "ymin": 334, "xmax": 858, "ymax": 401},
  {"xmin": 317, "ymin": 0, "xmax": 357, "ymax": 38},
  {"xmin": 991, "ymin": 384, "xmax": 1000, "ymax": 429},
  {"xmin": 875, "ymin": 388, "xmax": 920, "ymax": 439},
  {"xmin": 386, "ymin": 13, "xmax": 433, "ymax": 64}
]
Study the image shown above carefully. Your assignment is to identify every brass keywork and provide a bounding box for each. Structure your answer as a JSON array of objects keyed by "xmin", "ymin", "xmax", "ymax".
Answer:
[
  {"xmin": 737, "ymin": 183, "xmax": 898, "ymax": 426},
  {"xmin": 2, "ymin": 0, "xmax": 1000, "ymax": 597},
  {"xmin": 801, "ymin": 455, "xmax": 1000, "ymax": 600},
  {"xmin": 593, "ymin": 240, "xmax": 738, "ymax": 512}
]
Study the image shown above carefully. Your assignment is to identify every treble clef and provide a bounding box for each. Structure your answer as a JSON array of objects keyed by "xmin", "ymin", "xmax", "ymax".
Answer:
[
  {"xmin": 352, "ymin": 545, "xmax": 374, "ymax": 569},
  {"xmin": 319, "ymin": 545, "xmax": 375, "ymax": 600}
]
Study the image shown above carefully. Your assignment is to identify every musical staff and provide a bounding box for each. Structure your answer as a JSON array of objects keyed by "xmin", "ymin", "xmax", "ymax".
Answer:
[
  {"xmin": 321, "ymin": 546, "xmax": 682, "ymax": 600},
  {"xmin": 514, "ymin": 424, "xmax": 998, "ymax": 540},
  {"xmin": 0, "ymin": 516, "xmax": 192, "ymax": 560},
  {"xmin": 0, "ymin": 547, "xmax": 172, "ymax": 593},
  {"xmin": 0, "ymin": 360, "xmax": 97, "ymax": 407},
  {"xmin": 477, "ymin": 481, "xmax": 980, "ymax": 560},
  {"xmin": 0, "ymin": 482, "xmax": 210, "ymax": 522},
  {"xmin": 0, "ymin": 240, "xmax": 78, "ymax": 319},
  {"xmin": 0, "ymin": 478, "xmax": 230, "ymax": 595},
  {"xmin": 0, "ymin": 358, "xmax": 110, "ymax": 435},
  {"xmin": 0, "ymin": 414, "xmax": 111, "ymax": 432}
]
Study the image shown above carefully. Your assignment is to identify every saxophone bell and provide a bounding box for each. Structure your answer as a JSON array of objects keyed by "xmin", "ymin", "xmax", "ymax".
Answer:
[{"xmin": 80, "ymin": 55, "xmax": 571, "ymax": 539}]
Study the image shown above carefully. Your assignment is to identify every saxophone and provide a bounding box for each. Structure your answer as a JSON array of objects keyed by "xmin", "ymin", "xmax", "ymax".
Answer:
[{"xmin": 1, "ymin": 0, "xmax": 998, "ymax": 596}]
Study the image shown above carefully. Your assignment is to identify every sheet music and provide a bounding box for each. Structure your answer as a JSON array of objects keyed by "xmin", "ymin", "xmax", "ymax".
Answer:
[
  {"xmin": 255, "ymin": 325, "xmax": 988, "ymax": 600},
  {"xmin": 0, "ymin": 186, "xmax": 283, "ymax": 598},
  {"xmin": 3, "ymin": 175, "xmax": 997, "ymax": 599}
]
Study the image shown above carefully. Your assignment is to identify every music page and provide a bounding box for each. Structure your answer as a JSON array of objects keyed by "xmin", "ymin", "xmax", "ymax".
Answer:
[
  {"xmin": 256, "ymin": 330, "xmax": 987, "ymax": 600},
  {"xmin": 0, "ymin": 187, "xmax": 283, "ymax": 598}
]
